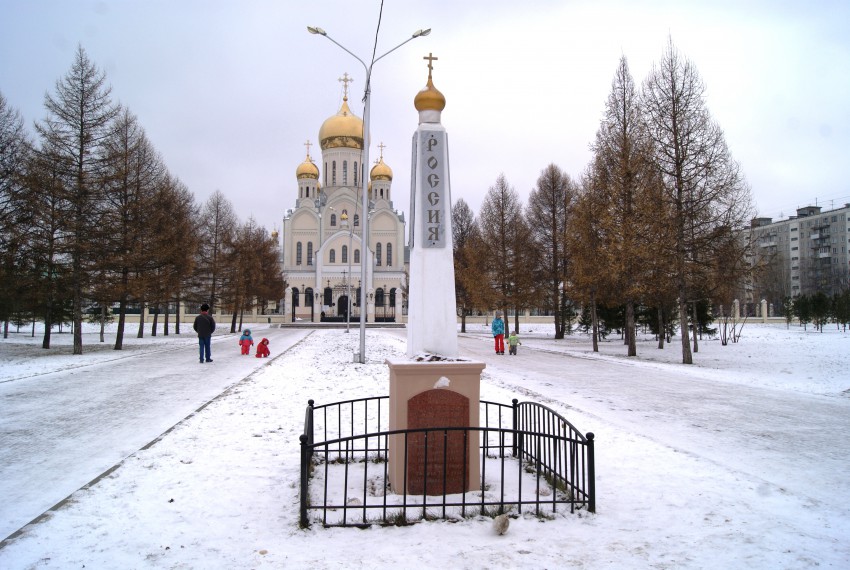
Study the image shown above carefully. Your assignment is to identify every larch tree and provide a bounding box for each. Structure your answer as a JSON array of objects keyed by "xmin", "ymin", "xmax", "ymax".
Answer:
[
  {"xmin": 477, "ymin": 174, "xmax": 532, "ymax": 330},
  {"xmin": 452, "ymin": 198, "xmax": 485, "ymax": 332},
  {"xmin": 35, "ymin": 45, "xmax": 118, "ymax": 354},
  {"xmin": 526, "ymin": 163, "xmax": 574, "ymax": 339},
  {"xmin": 642, "ymin": 38, "xmax": 752, "ymax": 364},
  {"xmin": 590, "ymin": 56, "xmax": 658, "ymax": 356},
  {"xmin": 194, "ymin": 190, "xmax": 237, "ymax": 313},
  {"xmin": 99, "ymin": 107, "xmax": 164, "ymax": 349},
  {"xmin": 0, "ymin": 91, "xmax": 31, "ymax": 335}
]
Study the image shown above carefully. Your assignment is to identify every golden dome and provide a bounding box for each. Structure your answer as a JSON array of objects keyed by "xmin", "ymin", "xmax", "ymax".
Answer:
[
  {"xmin": 319, "ymin": 96, "xmax": 364, "ymax": 150},
  {"xmin": 370, "ymin": 156, "xmax": 393, "ymax": 181},
  {"xmin": 414, "ymin": 75, "xmax": 446, "ymax": 112},
  {"xmin": 296, "ymin": 154, "xmax": 319, "ymax": 179}
]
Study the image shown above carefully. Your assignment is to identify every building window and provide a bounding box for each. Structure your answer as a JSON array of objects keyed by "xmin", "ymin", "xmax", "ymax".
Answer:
[
  {"xmin": 354, "ymin": 162, "xmax": 358, "ymax": 187},
  {"xmin": 331, "ymin": 214, "xmax": 336, "ymax": 226},
  {"xmin": 296, "ymin": 242, "xmax": 302, "ymax": 265},
  {"xmin": 307, "ymin": 242, "xmax": 313, "ymax": 265},
  {"xmin": 375, "ymin": 243, "xmax": 382, "ymax": 266},
  {"xmin": 386, "ymin": 243, "xmax": 392, "ymax": 266},
  {"xmin": 324, "ymin": 163, "xmax": 327, "ymax": 186},
  {"xmin": 354, "ymin": 249, "xmax": 360, "ymax": 264},
  {"xmin": 305, "ymin": 287, "xmax": 314, "ymax": 307},
  {"xmin": 329, "ymin": 249, "xmax": 336, "ymax": 263},
  {"xmin": 292, "ymin": 287, "xmax": 300, "ymax": 307},
  {"xmin": 342, "ymin": 245, "xmax": 348, "ymax": 263},
  {"xmin": 343, "ymin": 160, "xmax": 348, "ymax": 185},
  {"xmin": 332, "ymin": 161, "xmax": 337, "ymax": 185},
  {"xmin": 389, "ymin": 288, "xmax": 396, "ymax": 307},
  {"xmin": 354, "ymin": 214, "xmax": 359, "ymax": 227},
  {"xmin": 375, "ymin": 288, "xmax": 385, "ymax": 307}
]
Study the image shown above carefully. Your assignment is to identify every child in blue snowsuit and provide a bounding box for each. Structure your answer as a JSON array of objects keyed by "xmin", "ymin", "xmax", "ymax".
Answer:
[{"xmin": 238, "ymin": 329, "xmax": 254, "ymax": 355}]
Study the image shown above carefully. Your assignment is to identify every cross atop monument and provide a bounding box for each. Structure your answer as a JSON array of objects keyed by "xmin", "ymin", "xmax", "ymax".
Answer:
[
  {"xmin": 304, "ymin": 139, "xmax": 313, "ymax": 158},
  {"xmin": 377, "ymin": 142, "xmax": 386, "ymax": 160},
  {"xmin": 423, "ymin": 53, "xmax": 438, "ymax": 78},
  {"xmin": 338, "ymin": 72, "xmax": 353, "ymax": 99}
]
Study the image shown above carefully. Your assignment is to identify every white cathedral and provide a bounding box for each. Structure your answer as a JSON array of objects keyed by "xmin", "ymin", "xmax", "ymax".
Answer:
[{"xmin": 280, "ymin": 74, "xmax": 406, "ymax": 323}]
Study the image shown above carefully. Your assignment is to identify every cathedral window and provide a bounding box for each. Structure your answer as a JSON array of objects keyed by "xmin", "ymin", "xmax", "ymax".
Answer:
[
  {"xmin": 389, "ymin": 288, "xmax": 396, "ymax": 307},
  {"xmin": 375, "ymin": 243, "xmax": 382, "ymax": 266},
  {"xmin": 354, "ymin": 249, "xmax": 360, "ymax": 264},
  {"xmin": 332, "ymin": 161, "xmax": 337, "ymax": 185},
  {"xmin": 376, "ymin": 288, "xmax": 385, "ymax": 307},
  {"xmin": 386, "ymin": 243, "xmax": 392, "ymax": 267},
  {"xmin": 329, "ymin": 249, "xmax": 336, "ymax": 263},
  {"xmin": 343, "ymin": 161, "xmax": 348, "ymax": 185},
  {"xmin": 354, "ymin": 162, "xmax": 358, "ymax": 187},
  {"xmin": 324, "ymin": 163, "xmax": 327, "ymax": 186},
  {"xmin": 331, "ymin": 214, "xmax": 336, "ymax": 226},
  {"xmin": 307, "ymin": 242, "xmax": 313, "ymax": 265},
  {"xmin": 292, "ymin": 287, "xmax": 300, "ymax": 307},
  {"xmin": 296, "ymin": 242, "xmax": 302, "ymax": 265},
  {"xmin": 342, "ymin": 245, "xmax": 348, "ymax": 263},
  {"xmin": 354, "ymin": 214, "xmax": 359, "ymax": 227}
]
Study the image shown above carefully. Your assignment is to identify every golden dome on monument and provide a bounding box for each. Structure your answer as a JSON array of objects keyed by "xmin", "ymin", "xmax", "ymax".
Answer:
[
  {"xmin": 414, "ymin": 76, "xmax": 445, "ymax": 112},
  {"xmin": 296, "ymin": 155, "xmax": 319, "ymax": 179},
  {"xmin": 319, "ymin": 96, "xmax": 364, "ymax": 150},
  {"xmin": 370, "ymin": 156, "xmax": 393, "ymax": 181}
]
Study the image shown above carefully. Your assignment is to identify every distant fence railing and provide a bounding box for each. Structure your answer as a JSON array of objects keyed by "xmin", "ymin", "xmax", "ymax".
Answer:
[{"xmin": 299, "ymin": 396, "xmax": 594, "ymax": 528}]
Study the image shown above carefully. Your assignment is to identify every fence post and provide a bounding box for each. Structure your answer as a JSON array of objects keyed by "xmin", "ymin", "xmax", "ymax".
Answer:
[
  {"xmin": 300, "ymin": 434, "xmax": 309, "ymax": 528},
  {"xmin": 511, "ymin": 399, "xmax": 519, "ymax": 457},
  {"xmin": 586, "ymin": 432, "xmax": 595, "ymax": 513}
]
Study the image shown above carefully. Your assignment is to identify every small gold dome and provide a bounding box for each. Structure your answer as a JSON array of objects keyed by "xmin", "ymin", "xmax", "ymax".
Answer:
[
  {"xmin": 370, "ymin": 156, "xmax": 393, "ymax": 181},
  {"xmin": 319, "ymin": 97, "xmax": 364, "ymax": 150},
  {"xmin": 414, "ymin": 75, "xmax": 446, "ymax": 112},
  {"xmin": 296, "ymin": 155, "xmax": 319, "ymax": 179}
]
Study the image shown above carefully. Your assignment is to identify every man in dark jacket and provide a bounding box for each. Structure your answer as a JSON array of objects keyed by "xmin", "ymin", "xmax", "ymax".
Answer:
[{"xmin": 193, "ymin": 303, "xmax": 216, "ymax": 363}]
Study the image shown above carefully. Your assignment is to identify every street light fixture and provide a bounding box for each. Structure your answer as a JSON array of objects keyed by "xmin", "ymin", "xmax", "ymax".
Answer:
[{"xmin": 308, "ymin": 24, "xmax": 429, "ymax": 363}]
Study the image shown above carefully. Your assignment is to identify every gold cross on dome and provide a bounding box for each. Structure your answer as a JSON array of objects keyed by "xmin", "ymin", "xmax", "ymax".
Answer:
[
  {"xmin": 423, "ymin": 53, "xmax": 438, "ymax": 77},
  {"xmin": 304, "ymin": 139, "xmax": 312, "ymax": 158},
  {"xmin": 338, "ymin": 72, "xmax": 353, "ymax": 98},
  {"xmin": 377, "ymin": 142, "xmax": 386, "ymax": 159}
]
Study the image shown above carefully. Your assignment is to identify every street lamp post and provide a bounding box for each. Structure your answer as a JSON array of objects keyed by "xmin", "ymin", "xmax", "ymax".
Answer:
[{"xmin": 308, "ymin": 24, "xmax": 430, "ymax": 363}]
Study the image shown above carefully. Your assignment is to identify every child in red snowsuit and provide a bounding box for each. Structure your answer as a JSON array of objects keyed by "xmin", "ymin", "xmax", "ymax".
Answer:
[
  {"xmin": 238, "ymin": 329, "xmax": 254, "ymax": 355},
  {"xmin": 255, "ymin": 337, "xmax": 270, "ymax": 358}
]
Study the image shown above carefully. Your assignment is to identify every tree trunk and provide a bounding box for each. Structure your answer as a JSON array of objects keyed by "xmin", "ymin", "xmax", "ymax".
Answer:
[
  {"xmin": 657, "ymin": 306, "xmax": 664, "ymax": 349},
  {"xmin": 626, "ymin": 301, "xmax": 636, "ymax": 356},
  {"xmin": 99, "ymin": 306, "xmax": 106, "ymax": 342},
  {"xmin": 151, "ymin": 307, "xmax": 159, "ymax": 337},
  {"xmin": 164, "ymin": 303, "xmax": 170, "ymax": 336},
  {"xmin": 691, "ymin": 301, "xmax": 699, "ymax": 354},
  {"xmin": 137, "ymin": 301, "xmax": 145, "ymax": 338},
  {"xmin": 678, "ymin": 298, "xmax": 692, "ymax": 364},
  {"xmin": 591, "ymin": 291, "xmax": 599, "ymax": 353},
  {"xmin": 175, "ymin": 293, "xmax": 181, "ymax": 335}
]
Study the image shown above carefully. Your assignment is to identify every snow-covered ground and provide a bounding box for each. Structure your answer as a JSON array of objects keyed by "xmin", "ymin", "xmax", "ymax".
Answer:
[{"xmin": 0, "ymin": 321, "xmax": 848, "ymax": 568}]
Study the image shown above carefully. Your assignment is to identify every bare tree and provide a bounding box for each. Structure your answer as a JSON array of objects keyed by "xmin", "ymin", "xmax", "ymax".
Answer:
[
  {"xmin": 642, "ymin": 38, "xmax": 753, "ymax": 363},
  {"xmin": 526, "ymin": 164, "xmax": 575, "ymax": 339},
  {"xmin": 452, "ymin": 198, "xmax": 484, "ymax": 332},
  {"xmin": 477, "ymin": 174, "xmax": 534, "ymax": 330},
  {"xmin": 35, "ymin": 45, "xmax": 118, "ymax": 354},
  {"xmin": 0, "ymin": 91, "xmax": 31, "ymax": 335},
  {"xmin": 194, "ymin": 190, "xmax": 237, "ymax": 313}
]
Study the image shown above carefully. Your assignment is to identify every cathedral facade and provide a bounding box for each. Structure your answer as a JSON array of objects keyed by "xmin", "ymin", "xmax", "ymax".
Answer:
[{"xmin": 280, "ymin": 75, "xmax": 406, "ymax": 323}]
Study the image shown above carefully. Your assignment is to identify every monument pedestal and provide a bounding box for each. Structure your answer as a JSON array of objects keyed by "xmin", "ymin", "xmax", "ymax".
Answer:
[{"xmin": 386, "ymin": 358, "xmax": 485, "ymax": 495}]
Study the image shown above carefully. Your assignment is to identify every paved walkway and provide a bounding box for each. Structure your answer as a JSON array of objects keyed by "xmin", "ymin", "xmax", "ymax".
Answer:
[{"xmin": 0, "ymin": 326, "xmax": 311, "ymax": 541}]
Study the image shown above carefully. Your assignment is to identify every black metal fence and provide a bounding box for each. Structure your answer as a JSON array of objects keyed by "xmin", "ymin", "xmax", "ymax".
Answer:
[{"xmin": 299, "ymin": 396, "xmax": 595, "ymax": 528}]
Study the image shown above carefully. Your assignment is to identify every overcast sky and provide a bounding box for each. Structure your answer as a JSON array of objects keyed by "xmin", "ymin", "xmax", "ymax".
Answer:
[{"xmin": 2, "ymin": 0, "xmax": 849, "ymax": 234}]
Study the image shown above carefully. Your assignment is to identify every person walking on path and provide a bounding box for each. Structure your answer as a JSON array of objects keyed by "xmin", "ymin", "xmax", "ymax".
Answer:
[
  {"xmin": 193, "ymin": 303, "xmax": 216, "ymax": 363},
  {"xmin": 491, "ymin": 312, "xmax": 505, "ymax": 355}
]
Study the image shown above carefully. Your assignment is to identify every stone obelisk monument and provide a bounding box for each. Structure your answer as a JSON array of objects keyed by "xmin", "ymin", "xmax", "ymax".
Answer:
[
  {"xmin": 405, "ymin": 52, "xmax": 458, "ymax": 358},
  {"xmin": 386, "ymin": 54, "xmax": 484, "ymax": 495}
]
